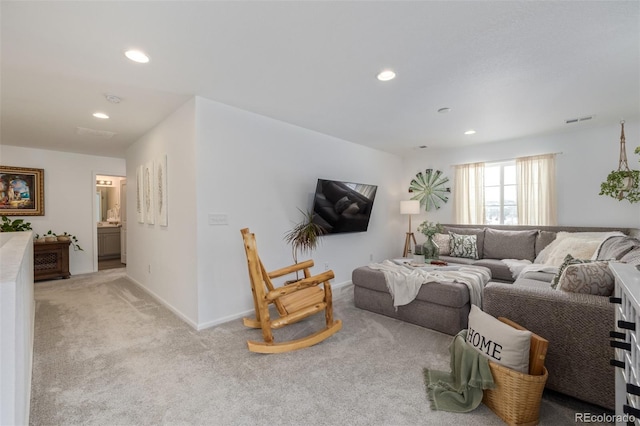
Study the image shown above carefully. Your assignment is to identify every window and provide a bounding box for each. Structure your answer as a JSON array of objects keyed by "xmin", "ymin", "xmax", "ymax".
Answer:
[
  {"xmin": 484, "ymin": 161, "xmax": 517, "ymax": 225},
  {"xmin": 454, "ymin": 154, "xmax": 557, "ymax": 226}
]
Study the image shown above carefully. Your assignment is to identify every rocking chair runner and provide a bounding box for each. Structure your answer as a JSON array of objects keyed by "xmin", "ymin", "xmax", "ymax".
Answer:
[{"xmin": 240, "ymin": 228, "xmax": 342, "ymax": 353}]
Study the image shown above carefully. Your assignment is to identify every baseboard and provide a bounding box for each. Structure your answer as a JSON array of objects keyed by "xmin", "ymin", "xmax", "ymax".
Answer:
[
  {"xmin": 125, "ymin": 275, "xmax": 354, "ymax": 331},
  {"xmin": 333, "ymin": 280, "xmax": 353, "ymax": 300},
  {"xmin": 196, "ymin": 280, "xmax": 354, "ymax": 331},
  {"xmin": 125, "ymin": 274, "xmax": 199, "ymax": 330},
  {"xmin": 196, "ymin": 308, "xmax": 255, "ymax": 331}
]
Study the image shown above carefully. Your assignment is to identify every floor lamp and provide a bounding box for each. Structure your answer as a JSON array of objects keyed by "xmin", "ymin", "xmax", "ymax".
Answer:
[{"xmin": 401, "ymin": 200, "xmax": 420, "ymax": 257}]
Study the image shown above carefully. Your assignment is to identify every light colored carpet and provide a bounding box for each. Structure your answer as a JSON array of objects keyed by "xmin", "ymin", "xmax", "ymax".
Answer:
[{"xmin": 30, "ymin": 270, "xmax": 609, "ymax": 425}]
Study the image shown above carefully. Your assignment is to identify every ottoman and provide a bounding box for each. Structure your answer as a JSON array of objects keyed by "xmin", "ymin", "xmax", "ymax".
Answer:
[{"xmin": 352, "ymin": 266, "xmax": 473, "ymax": 335}]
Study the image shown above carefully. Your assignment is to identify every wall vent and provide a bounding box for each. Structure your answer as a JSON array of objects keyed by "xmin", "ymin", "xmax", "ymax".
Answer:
[
  {"xmin": 76, "ymin": 127, "xmax": 116, "ymax": 139},
  {"xmin": 565, "ymin": 115, "xmax": 594, "ymax": 124}
]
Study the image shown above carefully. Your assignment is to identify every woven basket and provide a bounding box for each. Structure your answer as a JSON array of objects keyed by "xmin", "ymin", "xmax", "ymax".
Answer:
[{"xmin": 482, "ymin": 362, "xmax": 548, "ymax": 426}]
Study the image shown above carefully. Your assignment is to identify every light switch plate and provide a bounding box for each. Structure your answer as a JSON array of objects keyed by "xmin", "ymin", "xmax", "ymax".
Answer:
[{"xmin": 208, "ymin": 214, "xmax": 228, "ymax": 225}]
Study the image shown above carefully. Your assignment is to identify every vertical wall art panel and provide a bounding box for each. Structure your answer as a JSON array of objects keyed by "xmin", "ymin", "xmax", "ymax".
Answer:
[
  {"xmin": 156, "ymin": 155, "xmax": 168, "ymax": 227},
  {"xmin": 144, "ymin": 161, "xmax": 155, "ymax": 224},
  {"xmin": 136, "ymin": 165, "xmax": 144, "ymax": 223}
]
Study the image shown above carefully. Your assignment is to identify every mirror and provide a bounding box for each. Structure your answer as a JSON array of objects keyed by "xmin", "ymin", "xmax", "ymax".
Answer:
[{"xmin": 97, "ymin": 187, "xmax": 119, "ymax": 222}]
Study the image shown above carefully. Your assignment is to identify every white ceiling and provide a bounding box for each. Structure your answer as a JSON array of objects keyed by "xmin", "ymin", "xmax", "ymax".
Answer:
[{"xmin": 2, "ymin": 1, "xmax": 639, "ymax": 159}]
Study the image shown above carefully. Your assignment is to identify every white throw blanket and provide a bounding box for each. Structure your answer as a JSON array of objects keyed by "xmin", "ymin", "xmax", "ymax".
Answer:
[{"xmin": 368, "ymin": 260, "xmax": 490, "ymax": 309}]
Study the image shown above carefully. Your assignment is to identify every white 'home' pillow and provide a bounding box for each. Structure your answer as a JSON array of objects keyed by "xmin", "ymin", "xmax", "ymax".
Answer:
[{"xmin": 466, "ymin": 305, "xmax": 532, "ymax": 374}]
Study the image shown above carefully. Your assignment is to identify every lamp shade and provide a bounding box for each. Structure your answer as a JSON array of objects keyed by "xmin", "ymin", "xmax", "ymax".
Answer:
[{"xmin": 400, "ymin": 200, "xmax": 420, "ymax": 215}]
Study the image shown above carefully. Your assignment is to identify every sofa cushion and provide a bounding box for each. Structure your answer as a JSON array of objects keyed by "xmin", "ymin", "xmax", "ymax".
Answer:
[
  {"xmin": 432, "ymin": 232, "xmax": 451, "ymax": 255},
  {"xmin": 520, "ymin": 271, "xmax": 555, "ymax": 283},
  {"xmin": 513, "ymin": 277, "xmax": 554, "ymax": 289},
  {"xmin": 467, "ymin": 305, "xmax": 531, "ymax": 374},
  {"xmin": 473, "ymin": 259, "xmax": 513, "ymax": 282},
  {"xmin": 483, "ymin": 228, "xmax": 538, "ymax": 261},
  {"xmin": 450, "ymin": 232, "xmax": 479, "ymax": 259},
  {"xmin": 557, "ymin": 261, "xmax": 614, "ymax": 296},
  {"xmin": 351, "ymin": 266, "xmax": 470, "ymax": 307},
  {"xmin": 443, "ymin": 227, "xmax": 485, "ymax": 258}
]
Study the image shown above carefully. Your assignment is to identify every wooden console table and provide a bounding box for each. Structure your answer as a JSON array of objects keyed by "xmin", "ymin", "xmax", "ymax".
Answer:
[{"xmin": 34, "ymin": 240, "xmax": 71, "ymax": 281}]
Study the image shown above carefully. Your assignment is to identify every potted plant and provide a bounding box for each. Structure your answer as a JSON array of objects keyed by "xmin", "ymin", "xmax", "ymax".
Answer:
[
  {"xmin": 599, "ymin": 170, "xmax": 640, "ymax": 203},
  {"xmin": 284, "ymin": 209, "xmax": 327, "ymax": 281},
  {"xmin": 0, "ymin": 215, "xmax": 32, "ymax": 232}
]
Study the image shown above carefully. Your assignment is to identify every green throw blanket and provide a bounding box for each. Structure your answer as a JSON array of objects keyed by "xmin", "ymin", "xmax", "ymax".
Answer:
[{"xmin": 424, "ymin": 330, "xmax": 495, "ymax": 412}]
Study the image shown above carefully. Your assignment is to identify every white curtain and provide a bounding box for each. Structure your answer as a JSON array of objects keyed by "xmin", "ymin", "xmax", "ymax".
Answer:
[
  {"xmin": 454, "ymin": 162, "xmax": 485, "ymax": 224},
  {"xmin": 516, "ymin": 154, "xmax": 557, "ymax": 225}
]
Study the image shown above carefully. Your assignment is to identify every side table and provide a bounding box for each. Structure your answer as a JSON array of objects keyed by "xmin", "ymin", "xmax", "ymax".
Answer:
[{"xmin": 34, "ymin": 240, "xmax": 71, "ymax": 281}]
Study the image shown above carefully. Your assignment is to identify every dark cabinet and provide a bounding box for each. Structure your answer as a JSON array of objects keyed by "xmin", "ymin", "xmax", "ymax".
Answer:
[{"xmin": 34, "ymin": 241, "xmax": 71, "ymax": 281}]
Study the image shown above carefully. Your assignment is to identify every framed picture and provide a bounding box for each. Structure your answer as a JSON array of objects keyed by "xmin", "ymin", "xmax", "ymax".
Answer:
[
  {"xmin": 144, "ymin": 161, "xmax": 154, "ymax": 225},
  {"xmin": 136, "ymin": 165, "xmax": 144, "ymax": 223},
  {"xmin": 0, "ymin": 166, "xmax": 45, "ymax": 216},
  {"xmin": 156, "ymin": 155, "xmax": 168, "ymax": 227}
]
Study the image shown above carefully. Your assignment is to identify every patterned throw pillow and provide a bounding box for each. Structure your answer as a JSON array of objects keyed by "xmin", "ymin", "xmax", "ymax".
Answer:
[
  {"xmin": 432, "ymin": 233, "xmax": 451, "ymax": 255},
  {"xmin": 449, "ymin": 232, "xmax": 478, "ymax": 259},
  {"xmin": 557, "ymin": 261, "xmax": 614, "ymax": 296},
  {"xmin": 551, "ymin": 254, "xmax": 592, "ymax": 289}
]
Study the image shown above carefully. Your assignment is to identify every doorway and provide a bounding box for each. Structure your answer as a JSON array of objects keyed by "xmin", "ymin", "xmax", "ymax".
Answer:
[{"xmin": 96, "ymin": 174, "xmax": 126, "ymax": 271}]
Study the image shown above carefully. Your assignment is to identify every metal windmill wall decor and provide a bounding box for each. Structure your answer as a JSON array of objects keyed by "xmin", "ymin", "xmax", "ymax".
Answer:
[{"xmin": 408, "ymin": 169, "xmax": 451, "ymax": 211}]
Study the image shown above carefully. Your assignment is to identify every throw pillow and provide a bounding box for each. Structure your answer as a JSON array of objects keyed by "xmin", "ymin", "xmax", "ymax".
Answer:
[
  {"xmin": 334, "ymin": 196, "xmax": 352, "ymax": 214},
  {"xmin": 432, "ymin": 233, "xmax": 451, "ymax": 255},
  {"xmin": 443, "ymin": 227, "xmax": 485, "ymax": 258},
  {"xmin": 557, "ymin": 261, "xmax": 615, "ymax": 296},
  {"xmin": 467, "ymin": 305, "xmax": 532, "ymax": 374},
  {"xmin": 449, "ymin": 232, "xmax": 478, "ymax": 259},
  {"xmin": 551, "ymin": 254, "xmax": 592, "ymax": 289}
]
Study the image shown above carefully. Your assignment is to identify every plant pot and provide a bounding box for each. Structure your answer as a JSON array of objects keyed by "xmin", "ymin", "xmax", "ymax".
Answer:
[
  {"xmin": 44, "ymin": 236, "xmax": 57, "ymax": 242},
  {"xmin": 57, "ymin": 236, "xmax": 71, "ymax": 242}
]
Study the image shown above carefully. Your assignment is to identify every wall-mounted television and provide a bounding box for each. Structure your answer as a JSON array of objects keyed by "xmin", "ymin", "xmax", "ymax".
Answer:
[{"xmin": 311, "ymin": 179, "xmax": 377, "ymax": 234}]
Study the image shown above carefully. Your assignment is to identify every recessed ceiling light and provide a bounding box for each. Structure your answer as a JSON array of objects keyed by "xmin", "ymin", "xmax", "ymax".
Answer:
[
  {"xmin": 437, "ymin": 107, "xmax": 452, "ymax": 113},
  {"xmin": 377, "ymin": 70, "xmax": 396, "ymax": 81},
  {"xmin": 125, "ymin": 49, "xmax": 150, "ymax": 64},
  {"xmin": 93, "ymin": 112, "xmax": 109, "ymax": 119},
  {"xmin": 464, "ymin": 129, "xmax": 476, "ymax": 135}
]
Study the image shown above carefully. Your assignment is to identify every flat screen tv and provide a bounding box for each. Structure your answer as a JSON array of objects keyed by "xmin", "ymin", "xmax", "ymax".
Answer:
[{"xmin": 311, "ymin": 179, "xmax": 377, "ymax": 234}]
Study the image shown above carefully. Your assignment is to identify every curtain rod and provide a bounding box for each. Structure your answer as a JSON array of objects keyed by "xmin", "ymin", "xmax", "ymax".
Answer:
[{"xmin": 449, "ymin": 152, "xmax": 563, "ymax": 167}]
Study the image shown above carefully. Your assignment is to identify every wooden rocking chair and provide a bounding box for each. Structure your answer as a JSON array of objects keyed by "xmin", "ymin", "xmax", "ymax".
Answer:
[{"xmin": 240, "ymin": 228, "xmax": 342, "ymax": 353}]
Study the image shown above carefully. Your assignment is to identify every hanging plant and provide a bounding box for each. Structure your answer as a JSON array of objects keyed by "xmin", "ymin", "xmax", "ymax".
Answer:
[
  {"xmin": 599, "ymin": 170, "xmax": 640, "ymax": 203},
  {"xmin": 600, "ymin": 120, "xmax": 640, "ymax": 203}
]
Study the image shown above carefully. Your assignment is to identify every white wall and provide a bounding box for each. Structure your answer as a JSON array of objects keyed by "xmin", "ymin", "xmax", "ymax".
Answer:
[
  {"xmin": 0, "ymin": 145, "xmax": 125, "ymax": 274},
  {"xmin": 402, "ymin": 120, "xmax": 640, "ymax": 239},
  {"xmin": 194, "ymin": 97, "xmax": 403, "ymax": 327},
  {"xmin": 125, "ymin": 99, "xmax": 199, "ymax": 326}
]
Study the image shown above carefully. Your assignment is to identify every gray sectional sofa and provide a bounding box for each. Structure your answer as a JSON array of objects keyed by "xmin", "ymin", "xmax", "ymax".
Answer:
[{"xmin": 352, "ymin": 224, "xmax": 640, "ymax": 410}]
